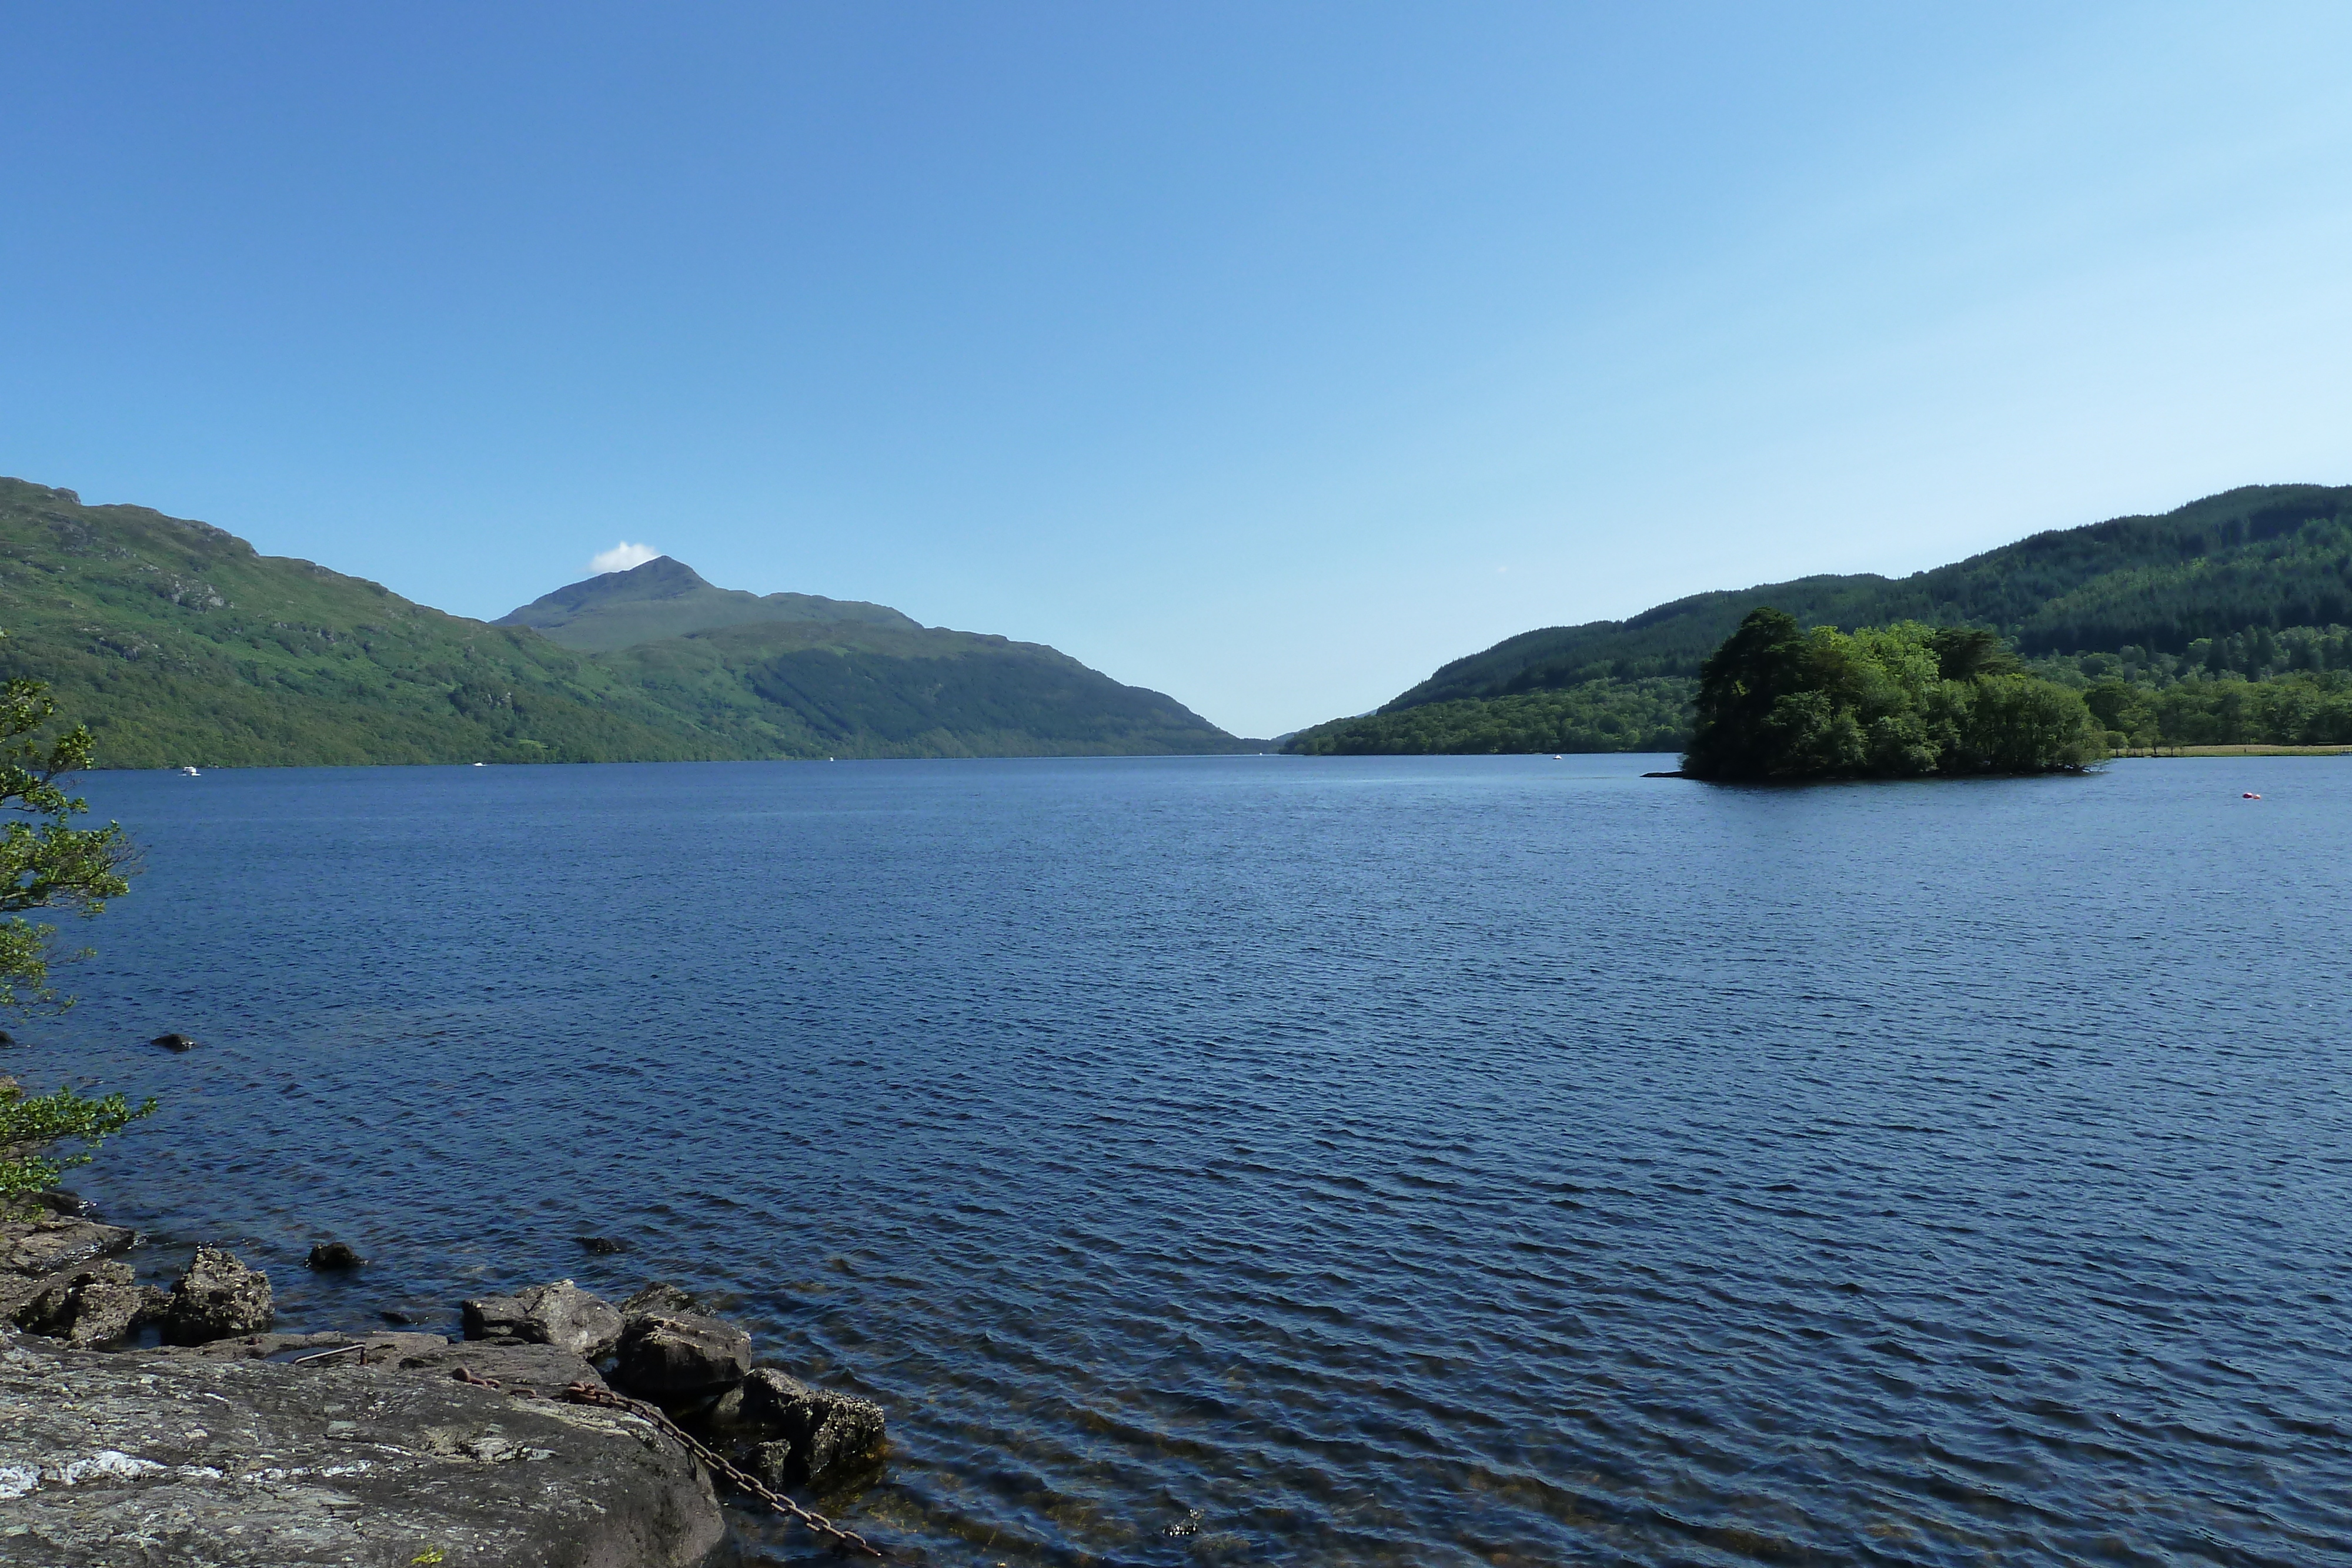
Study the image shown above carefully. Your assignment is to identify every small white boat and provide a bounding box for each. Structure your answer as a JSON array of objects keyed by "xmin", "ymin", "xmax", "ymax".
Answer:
[
  {"xmin": 181, "ymin": 766, "xmax": 199, "ymax": 777},
  {"xmin": 473, "ymin": 762, "xmax": 486, "ymax": 767}
]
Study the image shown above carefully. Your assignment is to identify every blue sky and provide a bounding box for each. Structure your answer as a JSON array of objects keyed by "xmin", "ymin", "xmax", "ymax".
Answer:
[{"xmin": 5, "ymin": 4, "xmax": 2349, "ymax": 736}]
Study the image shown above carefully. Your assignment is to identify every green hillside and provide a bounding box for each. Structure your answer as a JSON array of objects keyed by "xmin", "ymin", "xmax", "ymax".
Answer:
[
  {"xmin": 594, "ymin": 618, "xmax": 1242, "ymax": 758},
  {"xmin": 494, "ymin": 554, "xmax": 916, "ymax": 651},
  {"xmin": 1290, "ymin": 484, "xmax": 2352, "ymax": 755},
  {"xmin": 1391, "ymin": 485, "xmax": 2352, "ymax": 706},
  {"xmin": 0, "ymin": 478, "xmax": 1247, "ymax": 765},
  {"xmin": 0, "ymin": 478, "xmax": 731, "ymax": 767}
]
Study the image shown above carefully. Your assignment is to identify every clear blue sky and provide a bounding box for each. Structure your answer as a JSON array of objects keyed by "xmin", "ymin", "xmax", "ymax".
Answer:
[{"xmin": 5, "ymin": 4, "xmax": 2348, "ymax": 737}]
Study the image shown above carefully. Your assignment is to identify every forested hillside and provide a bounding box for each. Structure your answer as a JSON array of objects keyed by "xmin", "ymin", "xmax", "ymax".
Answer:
[
  {"xmin": 1392, "ymin": 486, "xmax": 2350, "ymax": 702},
  {"xmin": 592, "ymin": 618, "xmax": 1244, "ymax": 758},
  {"xmin": 0, "ymin": 479, "xmax": 1248, "ymax": 765},
  {"xmin": 1289, "ymin": 484, "xmax": 2352, "ymax": 755},
  {"xmin": 0, "ymin": 479, "xmax": 724, "ymax": 766}
]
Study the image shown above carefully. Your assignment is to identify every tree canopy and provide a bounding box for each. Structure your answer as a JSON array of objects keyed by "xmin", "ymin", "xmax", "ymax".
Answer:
[
  {"xmin": 1682, "ymin": 609, "xmax": 2104, "ymax": 781},
  {"xmin": 0, "ymin": 666, "xmax": 147, "ymax": 1208}
]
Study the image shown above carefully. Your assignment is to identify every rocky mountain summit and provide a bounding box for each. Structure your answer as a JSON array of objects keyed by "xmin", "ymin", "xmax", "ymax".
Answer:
[{"xmin": 0, "ymin": 1208, "xmax": 885, "ymax": 1564}]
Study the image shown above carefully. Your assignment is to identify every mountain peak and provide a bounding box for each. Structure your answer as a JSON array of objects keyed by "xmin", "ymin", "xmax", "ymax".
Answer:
[
  {"xmin": 493, "ymin": 557, "xmax": 921, "ymax": 652},
  {"xmin": 495, "ymin": 556, "xmax": 713, "ymax": 625},
  {"xmin": 601, "ymin": 554, "xmax": 711, "ymax": 593}
]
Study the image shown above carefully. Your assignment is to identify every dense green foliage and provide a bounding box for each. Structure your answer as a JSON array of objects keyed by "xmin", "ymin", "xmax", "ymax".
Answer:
[
  {"xmin": 1285, "ymin": 678, "xmax": 1692, "ymax": 754},
  {"xmin": 0, "ymin": 479, "xmax": 1246, "ymax": 764},
  {"xmin": 495, "ymin": 555, "xmax": 917, "ymax": 652},
  {"xmin": 0, "ymin": 674, "xmax": 136, "ymax": 1008},
  {"xmin": 1387, "ymin": 484, "xmax": 2352, "ymax": 707},
  {"xmin": 1682, "ymin": 610, "xmax": 2104, "ymax": 780},
  {"xmin": 2033, "ymin": 628, "xmax": 2352, "ymax": 747},
  {"xmin": 0, "ymin": 668, "xmax": 149, "ymax": 1208},
  {"xmin": 1, "ymin": 1084, "xmax": 152, "ymax": 1209}
]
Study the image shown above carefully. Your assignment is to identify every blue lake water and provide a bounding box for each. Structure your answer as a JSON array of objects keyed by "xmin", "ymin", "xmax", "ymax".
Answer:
[{"xmin": 26, "ymin": 754, "xmax": 2352, "ymax": 1565}]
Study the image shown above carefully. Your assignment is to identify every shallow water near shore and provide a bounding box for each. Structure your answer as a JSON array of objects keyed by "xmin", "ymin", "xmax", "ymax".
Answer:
[{"xmin": 31, "ymin": 753, "xmax": 2352, "ymax": 1565}]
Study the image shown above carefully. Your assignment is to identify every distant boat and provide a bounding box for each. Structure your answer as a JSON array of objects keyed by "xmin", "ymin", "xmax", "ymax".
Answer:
[
  {"xmin": 473, "ymin": 762, "xmax": 486, "ymax": 767},
  {"xmin": 2243, "ymin": 791, "xmax": 2261, "ymax": 799},
  {"xmin": 180, "ymin": 766, "xmax": 199, "ymax": 777}
]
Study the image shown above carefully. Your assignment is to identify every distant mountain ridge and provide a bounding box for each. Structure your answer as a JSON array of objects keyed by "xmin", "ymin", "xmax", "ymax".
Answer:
[
  {"xmin": 494, "ymin": 555, "xmax": 917, "ymax": 651},
  {"xmin": 0, "ymin": 477, "xmax": 1250, "ymax": 765}
]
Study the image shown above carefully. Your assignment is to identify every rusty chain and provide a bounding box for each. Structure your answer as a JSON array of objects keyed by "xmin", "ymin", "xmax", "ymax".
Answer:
[{"xmin": 447, "ymin": 1365, "xmax": 887, "ymax": 1559}]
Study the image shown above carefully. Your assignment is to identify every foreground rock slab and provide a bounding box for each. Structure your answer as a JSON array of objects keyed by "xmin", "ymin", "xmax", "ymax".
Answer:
[{"xmin": 0, "ymin": 1329, "xmax": 724, "ymax": 1567}]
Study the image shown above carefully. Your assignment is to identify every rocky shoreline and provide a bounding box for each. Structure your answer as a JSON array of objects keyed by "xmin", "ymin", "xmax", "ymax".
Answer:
[{"xmin": 1, "ymin": 1204, "xmax": 887, "ymax": 1564}]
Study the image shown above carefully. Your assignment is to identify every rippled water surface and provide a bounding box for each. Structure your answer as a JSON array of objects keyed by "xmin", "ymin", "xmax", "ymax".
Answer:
[{"xmin": 31, "ymin": 755, "xmax": 2352, "ymax": 1564}]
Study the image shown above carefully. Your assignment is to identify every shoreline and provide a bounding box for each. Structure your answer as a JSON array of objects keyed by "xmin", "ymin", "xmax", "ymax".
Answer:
[
  {"xmin": 2109, "ymin": 743, "xmax": 2352, "ymax": 757},
  {"xmin": 1, "ymin": 1185, "xmax": 887, "ymax": 1565}
]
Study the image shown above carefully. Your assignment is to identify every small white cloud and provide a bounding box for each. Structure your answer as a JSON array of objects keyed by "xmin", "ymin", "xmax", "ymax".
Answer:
[{"xmin": 590, "ymin": 541, "xmax": 660, "ymax": 574}]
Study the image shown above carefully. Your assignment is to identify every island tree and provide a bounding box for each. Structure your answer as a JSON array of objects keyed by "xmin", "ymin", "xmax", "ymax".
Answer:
[{"xmin": 1682, "ymin": 609, "xmax": 2104, "ymax": 780}]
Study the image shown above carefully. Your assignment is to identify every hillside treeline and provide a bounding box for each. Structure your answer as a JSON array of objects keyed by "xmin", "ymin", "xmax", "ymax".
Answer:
[
  {"xmin": 1287, "ymin": 622, "xmax": 2352, "ymax": 756},
  {"xmin": 1387, "ymin": 486, "xmax": 2352, "ymax": 708}
]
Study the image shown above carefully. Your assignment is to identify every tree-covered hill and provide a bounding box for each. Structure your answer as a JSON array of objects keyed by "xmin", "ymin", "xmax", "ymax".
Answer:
[
  {"xmin": 0, "ymin": 478, "xmax": 729, "ymax": 767},
  {"xmin": 1389, "ymin": 484, "xmax": 2352, "ymax": 707},
  {"xmin": 596, "ymin": 618, "xmax": 1244, "ymax": 758},
  {"xmin": 0, "ymin": 478, "xmax": 1248, "ymax": 765},
  {"xmin": 1290, "ymin": 484, "xmax": 2352, "ymax": 755}
]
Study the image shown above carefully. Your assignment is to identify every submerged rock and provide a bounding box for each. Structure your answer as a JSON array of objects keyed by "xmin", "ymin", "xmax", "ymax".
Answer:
[
  {"xmin": 614, "ymin": 1308, "xmax": 751, "ymax": 1397},
  {"xmin": 305, "ymin": 1240, "xmax": 365, "ymax": 1271},
  {"xmin": 575, "ymin": 1235, "xmax": 627, "ymax": 1255},
  {"xmin": 2, "ymin": 1326, "xmax": 725, "ymax": 1566},
  {"xmin": 162, "ymin": 1245, "xmax": 273, "ymax": 1344},
  {"xmin": 620, "ymin": 1280, "xmax": 704, "ymax": 1320},
  {"xmin": 748, "ymin": 1437, "xmax": 795, "ymax": 1489},
  {"xmin": 737, "ymin": 1368, "xmax": 887, "ymax": 1482},
  {"xmin": 461, "ymin": 1279, "xmax": 623, "ymax": 1359}
]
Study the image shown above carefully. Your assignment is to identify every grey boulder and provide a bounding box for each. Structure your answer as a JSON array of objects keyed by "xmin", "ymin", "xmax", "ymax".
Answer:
[
  {"xmin": 461, "ymin": 1278, "xmax": 623, "ymax": 1359},
  {"xmin": 11, "ymin": 1261, "xmax": 168, "ymax": 1349},
  {"xmin": 388, "ymin": 1338, "xmax": 609, "ymax": 1392},
  {"xmin": 613, "ymin": 1309, "xmax": 750, "ymax": 1397},
  {"xmin": 161, "ymin": 1244, "xmax": 274, "ymax": 1344},
  {"xmin": 2, "ymin": 1215, "xmax": 137, "ymax": 1281},
  {"xmin": 738, "ymin": 1368, "xmax": 887, "ymax": 1482}
]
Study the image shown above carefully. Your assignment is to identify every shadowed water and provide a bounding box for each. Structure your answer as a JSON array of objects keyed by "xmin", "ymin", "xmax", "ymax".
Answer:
[{"xmin": 30, "ymin": 754, "xmax": 2352, "ymax": 1566}]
